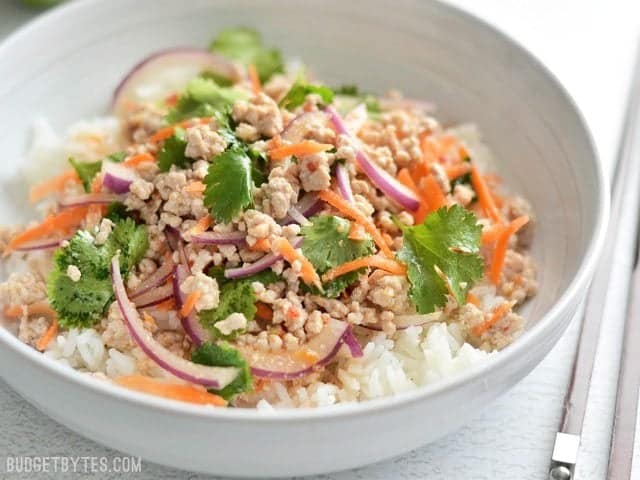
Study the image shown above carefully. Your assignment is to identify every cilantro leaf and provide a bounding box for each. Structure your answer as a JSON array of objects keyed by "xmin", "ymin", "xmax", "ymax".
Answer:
[
  {"xmin": 105, "ymin": 202, "xmax": 131, "ymax": 222},
  {"xmin": 157, "ymin": 127, "xmax": 189, "ymax": 172},
  {"xmin": 166, "ymin": 77, "xmax": 244, "ymax": 124},
  {"xmin": 334, "ymin": 84, "xmax": 381, "ymax": 114},
  {"xmin": 199, "ymin": 270, "xmax": 280, "ymax": 339},
  {"xmin": 397, "ymin": 205, "xmax": 483, "ymax": 313},
  {"xmin": 203, "ymin": 145, "xmax": 253, "ymax": 223},
  {"xmin": 301, "ymin": 215, "xmax": 374, "ymax": 297},
  {"xmin": 210, "ymin": 27, "xmax": 283, "ymax": 82},
  {"xmin": 106, "ymin": 151, "xmax": 126, "ymax": 163},
  {"xmin": 191, "ymin": 342, "xmax": 252, "ymax": 399},
  {"xmin": 69, "ymin": 158, "xmax": 102, "ymax": 192},
  {"xmin": 279, "ymin": 81, "xmax": 334, "ymax": 110},
  {"xmin": 47, "ymin": 219, "xmax": 148, "ymax": 328}
]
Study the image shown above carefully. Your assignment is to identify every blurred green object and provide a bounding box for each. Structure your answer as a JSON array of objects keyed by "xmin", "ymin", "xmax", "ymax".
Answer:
[{"xmin": 21, "ymin": 0, "xmax": 63, "ymax": 8}]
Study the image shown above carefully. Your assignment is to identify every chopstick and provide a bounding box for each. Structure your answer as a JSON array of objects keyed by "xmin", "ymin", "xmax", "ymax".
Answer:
[{"xmin": 548, "ymin": 42, "xmax": 640, "ymax": 480}]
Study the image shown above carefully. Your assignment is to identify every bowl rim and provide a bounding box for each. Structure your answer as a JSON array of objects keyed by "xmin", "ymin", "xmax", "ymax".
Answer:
[{"xmin": 0, "ymin": 0, "xmax": 610, "ymax": 422}]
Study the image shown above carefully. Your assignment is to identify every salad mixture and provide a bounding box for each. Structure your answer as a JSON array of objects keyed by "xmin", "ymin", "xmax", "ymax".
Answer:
[{"xmin": 0, "ymin": 28, "xmax": 537, "ymax": 408}]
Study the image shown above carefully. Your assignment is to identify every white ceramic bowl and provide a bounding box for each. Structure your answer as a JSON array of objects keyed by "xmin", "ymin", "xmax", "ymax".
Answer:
[{"xmin": 0, "ymin": 0, "xmax": 608, "ymax": 477}]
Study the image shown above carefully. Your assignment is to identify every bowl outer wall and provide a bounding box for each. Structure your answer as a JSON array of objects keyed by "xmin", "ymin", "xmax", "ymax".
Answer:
[{"xmin": 0, "ymin": 0, "xmax": 608, "ymax": 477}]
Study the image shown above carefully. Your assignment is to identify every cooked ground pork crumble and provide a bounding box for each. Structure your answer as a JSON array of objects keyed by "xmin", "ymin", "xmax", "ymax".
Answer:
[{"xmin": 0, "ymin": 29, "xmax": 537, "ymax": 408}]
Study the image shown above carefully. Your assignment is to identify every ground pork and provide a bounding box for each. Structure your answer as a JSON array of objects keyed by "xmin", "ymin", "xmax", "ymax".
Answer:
[
  {"xmin": 185, "ymin": 123, "xmax": 227, "ymax": 160},
  {"xmin": 18, "ymin": 316, "xmax": 49, "ymax": 347},
  {"xmin": 367, "ymin": 275, "xmax": 413, "ymax": 314},
  {"xmin": 123, "ymin": 103, "xmax": 166, "ymax": 144},
  {"xmin": 0, "ymin": 271, "xmax": 47, "ymax": 306},
  {"xmin": 299, "ymin": 152, "xmax": 333, "ymax": 192},
  {"xmin": 502, "ymin": 195, "xmax": 536, "ymax": 248},
  {"xmin": 180, "ymin": 272, "xmax": 220, "ymax": 311},
  {"xmin": 259, "ymin": 166, "xmax": 299, "ymax": 219},
  {"xmin": 499, "ymin": 250, "xmax": 538, "ymax": 304},
  {"xmin": 232, "ymin": 92, "xmax": 283, "ymax": 140}
]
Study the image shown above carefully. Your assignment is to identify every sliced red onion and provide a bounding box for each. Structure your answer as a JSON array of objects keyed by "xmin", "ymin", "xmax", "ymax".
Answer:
[
  {"xmin": 325, "ymin": 106, "xmax": 420, "ymax": 211},
  {"xmin": 102, "ymin": 162, "xmax": 138, "ymax": 194},
  {"xmin": 173, "ymin": 264, "xmax": 210, "ymax": 347},
  {"xmin": 132, "ymin": 283, "xmax": 174, "ymax": 309},
  {"xmin": 113, "ymin": 48, "xmax": 241, "ymax": 116},
  {"xmin": 191, "ymin": 231, "xmax": 247, "ymax": 246},
  {"xmin": 60, "ymin": 193, "xmax": 123, "ymax": 208},
  {"xmin": 280, "ymin": 110, "xmax": 329, "ymax": 143},
  {"xmin": 224, "ymin": 237, "xmax": 302, "ymax": 279},
  {"xmin": 341, "ymin": 327, "xmax": 363, "ymax": 357},
  {"xmin": 335, "ymin": 163, "xmax": 354, "ymax": 203},
  {"xmin": 343, "ymin": 103, "xmax": 368, "ymax": 135},
  {"xmin": 129, "ymin": 258, "xmax": 175, "ymax": 298},
  {"xmin": 379, "ymin": 97, "xmax": 435, "ymax": 113},
  {"xmin": 14, "ymin": 236, "xmax": 70, "ymax": 252},
  {"xmin": 279, "ymin": 193, "xmax": 323, "ymax": 225},
  {"xmin": 359, "ymin": 312, "xmax": 441, "ymax": 331},
  {"xmin": 237, "ymin": 318, "xmax": 350, "ymax": 380},
  {"xmin": 285, "ymin": 205, "xmax": 310, "ymax": 227},
  {"xmin": 165, "ymin": 226, "xmax": 189, "ymax": 268},
  {"xmin": 111, "ymin": 255, "xmax": 237, "ymax": 389}
]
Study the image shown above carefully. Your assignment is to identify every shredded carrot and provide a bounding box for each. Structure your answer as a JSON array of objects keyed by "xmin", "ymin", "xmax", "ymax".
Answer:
[
  {"xmin": 473, "ymin": 302, "xmax": 512, "ymax": 336},
  {"xmin": 185, "ymin": 181, "xmax": 206, "ymax": 194},
  {"xmin": 115, "ymin": 375, "xmax": 227, "ymax": 406},
  {"xmin": 255, "ymin": 302, "xmax": 273, "ymax": 321},
  {"xmin": 294, "ymin": 348, "xmax": 320, "ymax": 366},
  {"xmin": 247, "ymin": 63, "xmax": 261, "ymax": 94},
  {"xmin": 471, "ymin": 164, "xmax": 502, "ymax": 223},
  {"xmin": 29, "ymin": 170, "xmax": 80, "ymax": 203},
  {"xmin": 3, "ymin": 302, "xmax": 56, "ymax": 319},
  {"xmin": 2, "ymin": 305, "xmax": 23, "ymax": 319},
  {"xmin": 155, "ymin": 298, "xmax": 176, "ymax": 311},
  {"xmin": 36, "ymin": 317, "xmax": 58, "ymax": 351},
  {"xmin": 421, "ymin": 174, "xmax": 446, "ymax": 213},
  {"xmin": 123, "ymin": 152, "xmax": 155, "ymax": 168},
  {"xmin": 250, "ymin": 237, "xmax": 271, "ymax": 252},
  {"xmin": 445, "ymin": 163, "xmax": 471, "ymax": 180},
  {"xmin": 397, "ymin": 168, "xmax": 430, "ymax": 223},
  {"xmin": 348, "ymin": 222, "xmax": 368, "ymax": 241},
  {"xmin": 7, "ymin": 206, "xmax": 89, "ymax": 252},
  {"xmin": 481, "ymin": 224, "xmax": 503, "ymax": 245},
  {"xmin": 149, "ymin": 126, "xmax": 176, "ymax": 144},
  {"xmin": 165, "ymin": 92, "xmax": 179, "ymax": 107},
  {"xmin": 321, "ymin": 255, "xmax": 406, "ymax": 283},
  {"xmin": 188, "ymin": 215, "xmax": 212, "ymax": 236},
  {"xmin": 318, "ymin": 190, "xmax": 394, "ymax": 258},
  {"xmin": 419, "ymin": 131, "xmax": 438, "ymax": 166},
  {"xmin": 488, "ymin": 216, "xmax": 530, "ymax": 284},
  {"xmin": 269, "ymin": 141, "xmax": 334, "ymax": 162},
  {"xmin": 180, "ymin": 291, "xmax": 201, "ymax": 318},
  {"xmin": 272, "ymin": 237, "xmax": 322, "ymax": 289},
  {"xmin": 396, "ymin": 168, "xmax": 415, "ymax": 191},
  {"xmin": 466, "ymin": 292, "xmax": 481, "ymax": 307},
  {"xmin": 178, "ymin": 117, "xmax": 212, "ymax": 129}
]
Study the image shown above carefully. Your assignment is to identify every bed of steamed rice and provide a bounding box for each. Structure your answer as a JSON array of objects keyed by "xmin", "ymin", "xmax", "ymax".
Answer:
[{"xmin": 7, "ymin": 117, "xmax": 505, "ymax": 409}]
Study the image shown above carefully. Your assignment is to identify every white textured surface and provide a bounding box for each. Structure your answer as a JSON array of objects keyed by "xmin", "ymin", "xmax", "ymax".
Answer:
[{"xmin": 0, "ymin": 1, "xmax": 639, "ymax": 479}]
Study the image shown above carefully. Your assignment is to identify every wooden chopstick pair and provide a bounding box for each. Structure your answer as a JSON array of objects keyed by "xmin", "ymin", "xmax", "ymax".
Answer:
[{"xmin": 549, "ymin": 43, "xmax": 640, "ymax": 480}]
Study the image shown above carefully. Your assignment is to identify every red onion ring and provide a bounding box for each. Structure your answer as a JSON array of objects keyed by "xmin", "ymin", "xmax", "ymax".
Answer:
[
  {"xmin": 335, "ymin": 163, "xmax": 354, "ymax": 203},
  {"xmin": 224, "ymin": 237, "xmax": 302, "ymax": 279},
  {"xmin": 13, "ymin": 236, "xmax": 70, "ymax": 252},
  {"xmin": 190, "ymin": 231, "xmax": 247, "ymax": 246},
  {"xmin": 102, "ymin": 162, "xmax": 138, "ymax": 194},
  {"xmin": 279, "ymin": 193, "xmax": 324, "ymax": 225},
  {"xmin": 128, "ymin": 258, "xmax": 175, "ymax": 298},
  {"xmin": 60, "ymin": 193, "xmax": 123, "ymax": 208},
  {"xmin": 111, "ymin": 255, "xmax": 238, "ymax": 389},
  {"xmin": 341, "ymin": 327, "xmax": 363, "ymax": 357},
  {"xmin": 132, "ymin": 283, "xmax": 174, "ymax": 309},
  {"xmin": 325, "ymin": 106, "xmax": 420, "ymax": 211},
  {"xmin": 173, "ymin": 264, "xmax": 210, "ymax": 347}
]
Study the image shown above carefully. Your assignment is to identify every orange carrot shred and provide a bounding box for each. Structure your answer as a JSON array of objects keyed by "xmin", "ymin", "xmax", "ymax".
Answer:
[
  {"xmin": 149, "ymin": 126, "xmax": 175, "ymax": 144},
  {"xmin": 155, "ymin": 298, "xmax": 176, "ymax": 311},
  {"xmin": 7, "ymin": 206, "xmax": 89, "ymax": 252},
  {"xmin": 269, "ymin": 141, "xmax": 334, "ymax": 162},
  {"xmin": 466, "ymin": 292, "xmax": 481, "ymax": 307},
  {"xmin": 115, "ymin": 375, "xmax": 227, "ymax": 406},
  {"xmin": 421, "ymin": 174, "xmax": 446, "ymax": 213},
  {"xmin": 272, "ymin": 237, "xmax": 322, "ymax": 289},
  {"xmin": 29, "ymin": 170, "xmax": 80, "ymax": 203},
  {"xmin": 473, "ymin": 302, "xmax": 512, "ymax": 336},
  {"xmin": 318, "ymin": 190, "xmax": 394, "ymax": 258},
  {"xmin": 419, "ymin": 131, "xmax": 438, "ymax": 166},
  {"xmin": 481, "ymin": 224, "xmax": 504, "ymax": 245},
  {"xmin": 321, "ymin": 255, "xmax": 407, "ymax": 283},
  {"xmin": 397, "ymin": 168, "xmax": 430, "ymax": 223},
  {"xmin": 488, "ymin": 216, "xmax": 530, "ymax": 284},
  {"xmin": 123, "ymin": 152, "xmax": 156, "ymax": 168},
  {"xmin": 36, "ymin": 317, "xmax": 58, "ymax": 351},
  {"xmin": 348, "ymin": 222, "xmax": 368, "ymax": 241},
  {"xmin": 188, "ymin": 215, "xmax": 212, "ymax": 236},
  {"xmin": 251, "ymin": 237, "xmax": 272, "ymax": 252},
  {"xmin": 471, "ymin": 164, "xmax": 502, "ymax": 223},
  {"xmin": 248, "ymin": 64, "xmax": 261, "ymax": 95},
  {"xmin": 445, "ymin": 163, "xmax": 472, "ymax": 180},
  {"xmin": 180, "ymin": 291, "xmax": 201, "ymax": 318},
  {"xmin": 3, "ymin": 303, "xmax": 54, "ymax": 319}
]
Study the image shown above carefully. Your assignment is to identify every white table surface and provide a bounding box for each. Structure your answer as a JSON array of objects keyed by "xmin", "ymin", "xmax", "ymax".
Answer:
[{"xmin": 1, "ymin": 1, "xmax": 639, "ymax": 479}]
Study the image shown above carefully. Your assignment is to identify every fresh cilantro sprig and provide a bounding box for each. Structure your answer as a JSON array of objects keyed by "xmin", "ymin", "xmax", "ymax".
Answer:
[
  {"xmin": 300, "ymin": 215, "xmax": 374, "ymax": 298},
  {"xmin": 199, "ymin": 270, "xmax": 280, "ymax": 339},
  {"xmin": 334, "ymin": 84, "xmax": 381, "ymax": 114},
  {"xmin": 166, "ymin": 77, "xmax": 244, "ymax": 124},
  {"xmin": 157, "ymin": 127, "xmax": 189, "ymax": 172},
  {"xmin": 69, "ymin": 152, "xmax": 125, "ymax": 192},
  {"xmin": 191, "ymin": 341, "xmax": 252, "ymax": 399},
  {"xmin": 210, "ymin": 27, "xmax": 284, "ymax": 82},
  {"xmin": 279, "ymin": 81, "xmax": 334, "ymax": 110},
  {"xmin": 397, "ymin": 205, "xmax": 483, "ymax": 313},
  {"xmin": 47, "ymin": 218, "xmax": 149, "ymax": 328}
]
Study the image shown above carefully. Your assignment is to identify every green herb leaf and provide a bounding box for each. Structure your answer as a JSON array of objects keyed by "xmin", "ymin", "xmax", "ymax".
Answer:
[
  {"xmin": 166, "ymin": 77, "xmax": 244, "ymax": 124},
  {"xmin": 203, "ymin": 145, "xmax": 253, "ymax": 223},
  {"xmin": 397, "ymin": 205, "xmax": 483, "ymax": 313},
  {"xmin": 157, "ymin": 127, "xmax": 189, "ymax": 172},
  {"xmin": 105, "ymin": 202, "xmax": 131, "ymax": 222},
  {"xmin": 47, "ymin": 219, "xmax": 148, "ymax": 328},
  {"xmin": 191, "ymin": 341, "xmax": 252, "ymax": 400},
  {"xmin": 106, "ymin": 151, "xmax": 127, "ymax": 163},
  {"xmin": 300, "ymin": 215, "xmax": 374, "ymax": 297},
  {"xmin": 68, "ymin": 158, "xmax": 102, "ymax": 192},
  {"xmin": 279, "ymin": 81, "xmax": 334, "ymax": 110},
  {"xmin": 210, "ymin": 27, "xmax": 283, "ymax": 82},
  {"xmin": 334, "ymin": 84, "xmax": 381, "ymax": 114}
]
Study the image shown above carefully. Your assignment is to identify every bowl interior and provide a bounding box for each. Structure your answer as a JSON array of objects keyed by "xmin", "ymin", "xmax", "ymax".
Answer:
[{"xmin": 0, "ymin": 0, "xmax": 600, "ymax": 355}]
